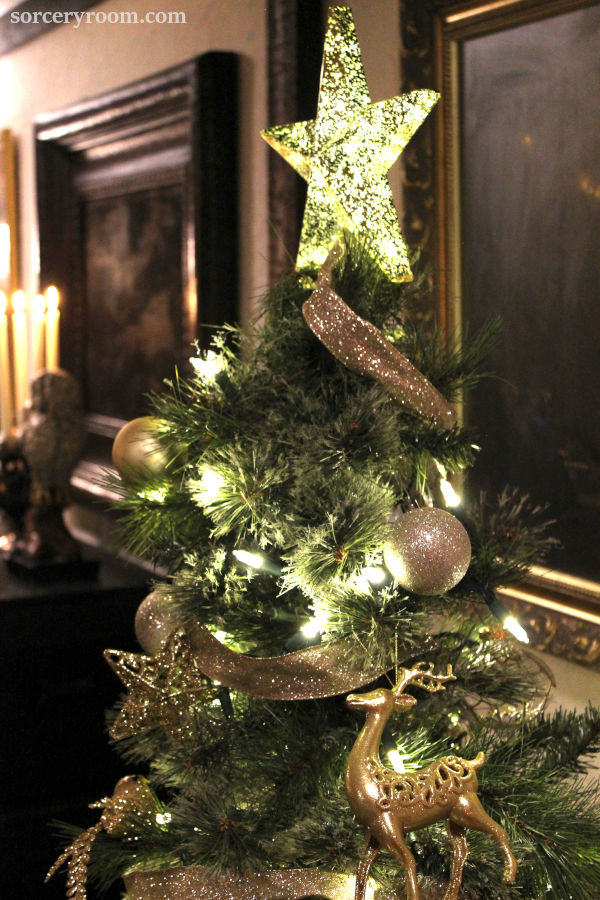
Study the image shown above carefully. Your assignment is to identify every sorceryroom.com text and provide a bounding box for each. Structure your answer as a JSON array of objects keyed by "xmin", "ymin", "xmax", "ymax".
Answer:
[{"xmin": 10, "ymin": 9, "xmax": 187, "ymax": 27}]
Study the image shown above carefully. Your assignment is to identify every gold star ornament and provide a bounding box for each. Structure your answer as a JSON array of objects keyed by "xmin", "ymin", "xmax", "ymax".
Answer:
[
  {"xmin": 105, "ymin": 632, "xmax": 213, "ymax": 741},
  {"xmin": 261, "ymin": 6, "xmax": 439, "ymax": 282}
]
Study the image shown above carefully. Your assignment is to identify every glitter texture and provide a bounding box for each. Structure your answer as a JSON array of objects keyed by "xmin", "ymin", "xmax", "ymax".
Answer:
[
  {"xmin": 46, "ymin": 777, "xmax": 157, "ymax": 899},
  {"xmin": 124, "ymin": 865, "xmax": 401, "ymax": 899},
  {"xmin": 188, "ymin": 622, "xmax": 389, "ymax": 700},
  {"xmin": 383, "ymin": 508, "xmax": 472, "ymax": 595},
  {"xmin": 105, "ymin": 632, "xmax": 212, "ymax": 740},
  {"xmin": 261, "ymin": 6, "xmax": 438, "ymax": 282},
  {"xmin": 134, "ymin": 589, "xmax": 182, "ymax": 655},
  {"xmin": 303, "ymin": 264, "xmax": 456, "ymax": 430}
]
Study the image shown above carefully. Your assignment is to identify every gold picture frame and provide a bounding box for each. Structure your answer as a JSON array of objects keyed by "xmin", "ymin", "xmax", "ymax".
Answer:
[
  {"xmin": 0, "ymin": 129, "xmax": 19, "ymax": 294},
  {"xmin": 402, "ymin": 0, "xmax": 600, "ymax": 667}
]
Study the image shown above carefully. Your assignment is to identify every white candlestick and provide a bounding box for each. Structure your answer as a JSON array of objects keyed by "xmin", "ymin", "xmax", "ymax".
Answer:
[
  {"xmin": 11, "ymin": 290, "xmax": 28, "ymax": 424},
  {"xmin": 30, "ymin": 293, "xmax": 46, "ymax": 373},
  {"xmin": 45, "ymin": 285, "xmax": 60, "ymax": 369},
  {"xmin": 0, "ymin": 291, "xmax": 13, "ymax": 435}
]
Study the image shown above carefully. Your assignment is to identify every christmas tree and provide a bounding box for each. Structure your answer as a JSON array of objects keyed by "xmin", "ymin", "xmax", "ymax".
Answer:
[{"xmin": 49, "ymin": 8, "xmax": 600, "ymax": 900}]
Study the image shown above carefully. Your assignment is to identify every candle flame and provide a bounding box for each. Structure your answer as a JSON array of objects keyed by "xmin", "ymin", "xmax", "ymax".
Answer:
[
  {"xmin": 12, "ymin": 289, "xmax": 25, "ymax": 314},
  {"xmin": 45, "ymin": 285, "xmax": 59, "ymax": 313}
]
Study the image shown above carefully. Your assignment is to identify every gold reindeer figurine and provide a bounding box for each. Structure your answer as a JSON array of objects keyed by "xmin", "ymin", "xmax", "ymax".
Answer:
[{"xmin": 345, "ymin": 663, "xmax": 517, "ymax": 900}]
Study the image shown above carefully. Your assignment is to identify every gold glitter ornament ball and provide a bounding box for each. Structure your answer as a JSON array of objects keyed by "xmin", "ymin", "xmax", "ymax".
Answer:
[
  {"xmin": 112, "ymin": 416, "xmax": 169, "ymax": 481},
  {"xmin": 384, "ymin": 507, "xmax": 471, "ymax": 595},
  {"xmin": 135, "ymin": 590, "xmax": 182, "ymax": 655},
  {"xmin": 101, "ymin": 775, "xmax": 156, "ymax": 837}
]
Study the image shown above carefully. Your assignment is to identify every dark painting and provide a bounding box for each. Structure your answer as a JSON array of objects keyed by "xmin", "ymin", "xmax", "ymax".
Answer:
[
  {"xmin": 84, "ymin": 186, "xmax": 183, "ymax": 422},
  {"xmin": 461, "ymin": 5, "xmax": 600, "ymax": 580}
]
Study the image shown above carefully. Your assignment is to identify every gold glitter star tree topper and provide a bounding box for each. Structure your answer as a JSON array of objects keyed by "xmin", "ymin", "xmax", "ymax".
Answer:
[{"xmin": 261, "ymin": 6, "xmax": 439, "ymax": 282}]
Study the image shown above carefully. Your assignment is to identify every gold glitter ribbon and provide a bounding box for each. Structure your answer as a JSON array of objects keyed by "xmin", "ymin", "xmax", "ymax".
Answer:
[
  {"xmin": 302, "ymin": 254, "xmax": 456, "ymax": 430},
  {"xmin": 188, "ymin": 622, "xmax": 390, "ymax": 700},
  {"xmin": 124, "ymin": 865, "xmax": 402, "ymax": 899}
]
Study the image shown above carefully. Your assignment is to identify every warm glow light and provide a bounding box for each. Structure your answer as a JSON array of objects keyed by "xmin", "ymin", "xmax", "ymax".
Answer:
[
  {"xmin": 362, "ymin": 565, "xmax": 388, "ymax": 586},
  {"xmin": 301, "ymin": 610, "xmax": 330, "ymax": 638},
  {"xmin": 45, "ymin": 285, "xmax": 59, "ymax": 313},
  {"xmin": 387, "ymin": 749, "xmax": 406, "ymax": 773},
  {"xmin": 233, "ymin": 549, "xmax": 264, "ymax": 570},
  {"xmin": 155, "ymin": 812, "xmax": 171, "ymax": 826},
  {"xmin": 45, "ymin": 285, "xmax": 60, "ymax": 368},
  {"xmin": 194, "ymin": 467, "xmax": 225, "ymax": 504},
  {"xmin": 138, "ymin": 485, "xmax": 169, "ymax": 503},
  {"xmin": 12, "ymin": 289, "xmax": 25, "ymax": 314},
  {"xmin": 190, "ymin": 349, "xmax": 225, "ymax": 381},
  {"xmin": 504, "ymin": 616, "xmax": 529, "ymax": 644},
  {"xmin": 439, "ymin": 477, "xmax": 461, "ymax": 508}
]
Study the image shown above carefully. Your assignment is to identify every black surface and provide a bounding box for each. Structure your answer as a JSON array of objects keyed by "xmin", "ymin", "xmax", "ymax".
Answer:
[{"xmin": 0, "ymin": 551, "xmax": 149, "ymax": 898}]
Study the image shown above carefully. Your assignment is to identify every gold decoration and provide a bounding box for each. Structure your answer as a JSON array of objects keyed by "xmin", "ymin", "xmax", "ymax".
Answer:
[
  {"xmin": 105, "ymin": 632, "xmax": 212, "ymax": 740},
  {"xmin": 112, "ymin": 416, "xmax": 169, "ymax": 481},
  {"xmin": 124, "ymin": 865, "xmax": 391, "ymax": 899},
  {"xmin": 303, "ymin": 251, "xmax": 456, "ymax": 430},
  {"xmin": 188, "ymin": 621, "xmax": 390, "ymax": 700},
  {"xmin": 101, "ymin": 775, "xmax": 156, "ymax": 837},
  {"xmin": 46, "ymin": 776, "xmax": 157, "ymax": 900},
  {"xmin": 45, "ymin": 820, "xmax": 103, "ymax": 900},
  {"xmin": 134, "ymin": 589, "xmax": 182, "ymax": 655},
  {"xmin": 345, "ymin": 663, "xmax": 517, "ymax": 900},
  {"xmin": 261, "ymin": 6, "xmax": 438, "ymax": 282},
  {"xmin": 383, "ymin": 508, "xmax": 471, "ymax": 595}
]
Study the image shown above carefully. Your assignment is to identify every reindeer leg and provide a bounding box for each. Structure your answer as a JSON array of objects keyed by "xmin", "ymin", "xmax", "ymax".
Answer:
[
  {"xmin": 355, "ymin": 830, "xmax": 379, "ymax": 900},
  {"xmin": 378, "ymin": 814, "xmax": 420, "ymax": 900},
  {"xmin": 443, "ymin": 820, "xmax": 468, "ymax": 900},
  {"xmin": 451, "ymin": 793, "xmax": 517, "ymax": 884}
]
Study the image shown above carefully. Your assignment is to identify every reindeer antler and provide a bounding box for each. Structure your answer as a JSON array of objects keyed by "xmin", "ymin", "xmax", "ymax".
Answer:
[{"xmin": 393, "ymin": 662, "xmax": 456, "ymax": 697}]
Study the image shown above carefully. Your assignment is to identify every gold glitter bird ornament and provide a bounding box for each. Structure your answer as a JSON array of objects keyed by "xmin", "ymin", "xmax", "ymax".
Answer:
[
  {"xmin": 46, "ymin": 776, "xmax": 158, "ymax": 900},
  {"xmin": 345, "ymin": 663, "xmax": 517, "ymax": 900},
  {"xmin": 261, "ymin": 6, "xmax": 438, "ymax": 282}
]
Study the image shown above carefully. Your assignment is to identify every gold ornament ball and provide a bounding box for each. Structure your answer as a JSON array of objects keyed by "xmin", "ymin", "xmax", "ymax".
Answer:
[
  {"xmin": 112, "ymin": 416, "xmax": 169, "ymax": 481},
  {"xmin": 135, "ymin": 590, "xmax": 182, "ymax": 655},
  {"xmin": 384, "ymin": 507, "xmax": 471, "ymax": 595},
  {"xmin": 101, "ymin": 775, "xmax": 156, "ymax": 837}
]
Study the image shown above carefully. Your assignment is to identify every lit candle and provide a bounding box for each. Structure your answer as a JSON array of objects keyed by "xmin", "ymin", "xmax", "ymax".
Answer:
[
  {"xmin": 11, "ymin": 290, "xmax": 27, "ymax": 424},
  {"xmin": 0, "ymin": 291, "xmax": 13, "ymax": 435},
  {"xmin": 30, "ymin": 293, "xmax": 46, "ymax": 373},
  {"xmin": 45, "ymin": 285, "xmax": 60, "ymax": 368}
]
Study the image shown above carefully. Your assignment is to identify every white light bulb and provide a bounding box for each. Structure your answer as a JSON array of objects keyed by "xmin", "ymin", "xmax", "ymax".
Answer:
[
  {"xmin": 387, "ymin": 749, "xmax": 406, "ymax": 773},
  {"xmin": 233, "ymin": 549, "xmax": 264, "ymax": 570},
  {"xmin": 194, "ymin": 467, "xmax": 225, "ymax": 504},
  {"xmin": 156, "ymin": 811, "xmax": 172, "ymax": 826},
  {"xmin": 504, "ymin": 615, "xmax": 529, "ymax": 644},
  {"xmin": 190, "ymin": 349, "xmax": 224, "ymax": 381},
  {"xmin": 439, "ymin": 477, "xmax": 461, "ymax": 508},
  {"xmin": 362, "ymin": 566, "xmax": 388, "ymax": 586},
  {"xmin": 301, "ymin": 609, "xmax": 329, "ymax": 638}
]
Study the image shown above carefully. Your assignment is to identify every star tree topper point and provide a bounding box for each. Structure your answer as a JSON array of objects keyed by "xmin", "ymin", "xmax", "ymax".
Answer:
[{"xmin": 261, "ymin": 5, "xmax": 439, "ymax": 282}]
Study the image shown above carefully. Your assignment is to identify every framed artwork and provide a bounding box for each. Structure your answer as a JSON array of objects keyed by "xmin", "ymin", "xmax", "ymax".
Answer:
[
  {"xmin": 35, "ymin": 54, "xmax": 239, "ymax": 496},
  {"xmin": 0, "ymin": 129, "xmax": 19, "ymax": 294},
  {"xmin": 401, "ymin": 0, "xmax": 600, "ymax": 666}
]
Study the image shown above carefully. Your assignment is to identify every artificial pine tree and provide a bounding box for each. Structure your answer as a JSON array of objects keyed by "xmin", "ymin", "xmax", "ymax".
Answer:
[{"xmin": 49, "ymin": 8, "xmax": 600, "ymax": 900}]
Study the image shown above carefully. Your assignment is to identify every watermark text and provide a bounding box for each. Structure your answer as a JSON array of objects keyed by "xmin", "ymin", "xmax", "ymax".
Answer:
[{"xmin": 10, "ymin": 9, "xmax": 187, "ymax": 28}]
